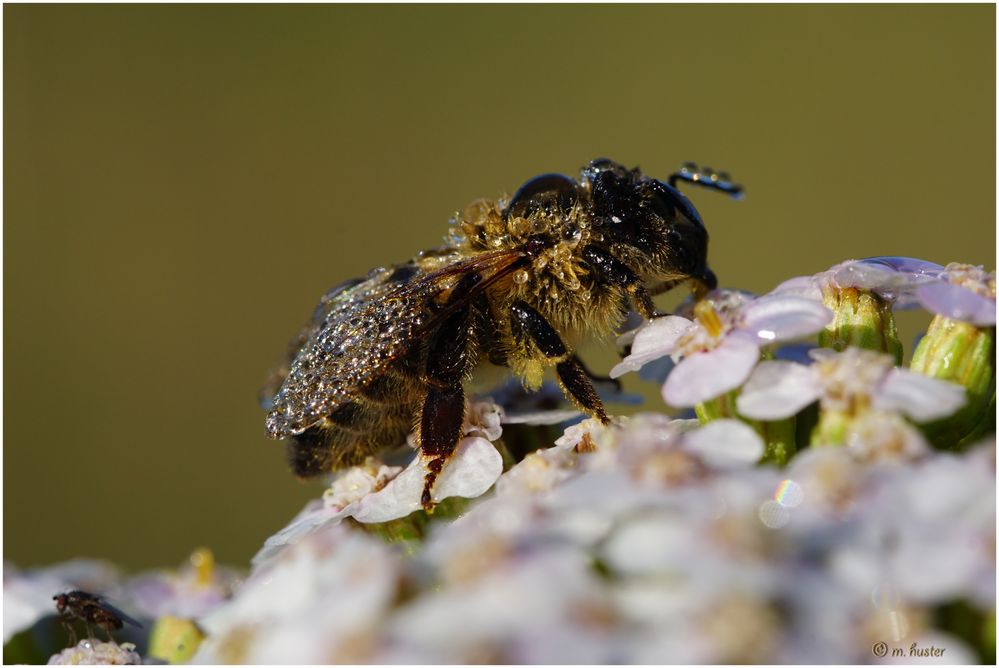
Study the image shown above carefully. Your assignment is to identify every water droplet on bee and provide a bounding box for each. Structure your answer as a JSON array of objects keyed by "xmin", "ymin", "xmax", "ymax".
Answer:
[{"xmin": 513, "ymin": 270, "xmax": 529, "ymax": 285}]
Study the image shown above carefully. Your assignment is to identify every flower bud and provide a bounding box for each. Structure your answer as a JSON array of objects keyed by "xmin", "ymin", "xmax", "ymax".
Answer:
[
  {"xmin": 910, "ymin": 315, "xmax": 995, "ymax": 448},
  {"xmin": 819, "ymin": 286, "xmax": 903, "ymax": 364}
]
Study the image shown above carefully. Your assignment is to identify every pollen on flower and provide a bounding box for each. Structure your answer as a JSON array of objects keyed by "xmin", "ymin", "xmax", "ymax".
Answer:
[
  {"xmin": 674, "ymin": 290, "xmax": 755, "ymax": 357},
  {"xmin": 693, "ymin": 300, "xmax": 725, "ymax": 338}
]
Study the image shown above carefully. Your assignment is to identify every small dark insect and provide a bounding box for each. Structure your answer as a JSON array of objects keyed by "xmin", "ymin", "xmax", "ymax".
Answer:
[
  {"xmin": 53, "ymin": 590, "xmax": 142, "ymax": 644},
  {"xmin": 263, "ymin": 159, "xmax": 741, "ymax": 510}
]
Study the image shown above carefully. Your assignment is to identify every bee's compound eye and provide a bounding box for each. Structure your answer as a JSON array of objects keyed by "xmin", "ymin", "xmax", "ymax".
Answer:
[{"xmin": 505, "ymin": 173, "xmax": 578, "ymax": 220}]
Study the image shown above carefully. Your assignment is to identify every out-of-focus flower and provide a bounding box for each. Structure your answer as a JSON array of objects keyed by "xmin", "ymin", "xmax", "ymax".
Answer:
[
  {"xmin": 611, "ymin": 414, "xmax": 765, "ymax": 480},
  {"xmin": 194, "ymin": 524, "xmax": 403, "ymax": 664},
  {"xmin": 4, "ymin": 560, "xmax": 121, "ymax": 643},
  {"xmin": 610, "ymin": 290, "xmax": 831, "ymax": 407},
  {"xmin": 47, "ymin": 639, "xmax": 141, "ymax": 665},
  {"xmin": 737, "ymin": 348, "xmax": 965, "ymax": 428},
  {"xmin": 842, "ymin": 411, "xmax": 930, "ymax": 463},
  {"xmin": 380, "ymin": 547, "xmax": 615, "ymax": 664},
  {"xmin": 147, "ymin": 616, "xmax": 205, "ymax": 664},
  {"xmin": 126, "ymin": 548, "xmax": 238, "ymax": 621}
]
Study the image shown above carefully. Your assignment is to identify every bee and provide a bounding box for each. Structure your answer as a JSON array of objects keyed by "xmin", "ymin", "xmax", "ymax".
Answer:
[
  {"xmin": 263, "ymin": 159, "xmax": 740, "ymax": 509},
  {"xmin": 53, "ymin": 590, "xmax": 142, "ymax": 643}
]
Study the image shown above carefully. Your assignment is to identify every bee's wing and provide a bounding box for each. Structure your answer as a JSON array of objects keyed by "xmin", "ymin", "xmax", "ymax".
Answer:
[
  {"xmin": 265, "ymin": 250, "xmax": 526, "ymax": 439},
  {"xmin": 259, "ymin": 276, "xmax": 369, "ymax": 411}
]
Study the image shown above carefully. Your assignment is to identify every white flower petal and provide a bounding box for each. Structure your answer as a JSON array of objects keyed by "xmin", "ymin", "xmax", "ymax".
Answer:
[
  {"xmin": 737, "ymin": 361, "xmax": 822, "ymax": 420},
  {"xmin": 610, "ymin": 316, "xmax": 694, "ymax": 378},
  {"xmin": 662, "ymin": 334, "xmax": 760, "ymax": 407},
  {"xmin": 433, "ymin": 437, "xmax": 503, "ymax": 500},
  {"xmin": 740, "ymin": 295, "xmax": 832, "ymax": 343},
  {"xmin": 252, "ymin": 502, "xmax": 347, "ymax": 569},
  {"xmin": 350, "ymin": 463, "xmax": 424, "ymax": 523},
  {"xmin": 916, "ymin": 281, "xmax": 997, "ymax": 326},
  {"xmin": 351, "ymin": 438, "xmax": 502, "ymax": 523},
  {"xmin": 833, "ymin": 257, "xmax": 934, "ymax": 291},
  {"xmin": 874, "ymin": 368, "xmax": 966, "ymax": 422},
  {"xmin": 768, "ymin": 275, "xmax": 822, "ymax": 301},
  {"xmin": 684, "ymin": 419, "xmax": 764, "ymax": 468},
  {"xmin": 4, "ymin": 571, "xmax": 69, "ymax": 643}
]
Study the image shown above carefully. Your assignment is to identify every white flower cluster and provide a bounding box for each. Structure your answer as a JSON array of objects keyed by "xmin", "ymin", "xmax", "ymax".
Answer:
[
  {"xmin": 193, "ymin": 416, "xmax": 994, "ymax": 664},
  {"xmin": 4, "ymin": 256, "xmax": 992, "ymax": 665}
]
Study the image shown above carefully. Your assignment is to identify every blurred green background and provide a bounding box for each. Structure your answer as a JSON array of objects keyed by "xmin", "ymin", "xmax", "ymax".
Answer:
[{"xmin": 5, "ymin": 5, "xmax": 994, "ymax": 571}]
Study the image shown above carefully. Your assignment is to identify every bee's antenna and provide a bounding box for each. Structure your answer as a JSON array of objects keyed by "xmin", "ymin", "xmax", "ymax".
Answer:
[{"xmin": 668, "ymin": 162, "xmax": 744, "ymax": 200}]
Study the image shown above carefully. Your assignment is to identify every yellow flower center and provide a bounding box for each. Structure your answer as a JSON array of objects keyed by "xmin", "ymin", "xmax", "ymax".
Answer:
[
  {"xmin": 694, "ymin": 300, "xmax": 725, "ymax": 339},
  {"xmin": 190, "ymin": 547, "xmax": 215, "ymax": 588}
]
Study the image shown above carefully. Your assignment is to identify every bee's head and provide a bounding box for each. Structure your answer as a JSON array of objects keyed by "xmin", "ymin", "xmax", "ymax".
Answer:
[
  {"xmin": 53, "ymin": 593, "xmax": 68, "ymax": 613},
  {"xmin": 582, "ymin": 159, "xmax": 716, "ymax": 292}
]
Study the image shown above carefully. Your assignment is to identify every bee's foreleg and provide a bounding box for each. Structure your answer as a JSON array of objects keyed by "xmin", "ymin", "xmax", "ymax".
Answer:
[
  {"xmin": 511, "ymin": 300, "xmax": 609, "ymax": 424},
  {"xmin": 582, "ymin": 247, "xmax": 667, "ymax": 319},
  {"xmin": 419, "ymin": 276, "xmax": 479, "ymax": 511}
]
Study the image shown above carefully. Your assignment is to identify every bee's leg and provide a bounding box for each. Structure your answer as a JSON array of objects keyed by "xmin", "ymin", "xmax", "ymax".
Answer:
[
  {"xmin": 419, "ymin": 277, "xmax": 479, "ymax": 511},
  {"xmin": 571, "ymin": 354, "xmax": 621, "ymax": 393},
  {"xmin": 511, "ymin": 301, "xmax": 609, "ymax": 424},
  {"xmin": 582, "ymin": 247, "xmax": 667, "ymax": 319}
]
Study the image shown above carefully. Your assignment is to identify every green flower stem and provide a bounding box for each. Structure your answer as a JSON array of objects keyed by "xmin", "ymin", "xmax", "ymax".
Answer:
[
  {"xmin": 751, "ymin": 415, "xmax": 797, "ymax": 466},
  {"xmin": 820, "ymin": 287, "xmax": 903, "ymax": 364},
  {"xmin": 695, "ymin": 391, "xmax": 738, "ymax": 422},
  {"xmin": 911, "ymin": 318, "xmax": 996, "ymax": 448}
]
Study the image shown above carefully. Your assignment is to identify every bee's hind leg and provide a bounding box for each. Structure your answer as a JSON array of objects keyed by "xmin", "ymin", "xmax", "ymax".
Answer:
[
  {"xmin": 418, "ymin": 276, "xmax": 480, "ymax": 511},
  {"xmin": 511, "ymin": 301, "xmax": 609, "ymax": 424}
]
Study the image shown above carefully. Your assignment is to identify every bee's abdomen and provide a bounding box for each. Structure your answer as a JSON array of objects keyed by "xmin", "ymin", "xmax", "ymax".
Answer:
[{"xmin": 286, "ymin": 365, "xmax": 423, "ymax": 477}]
